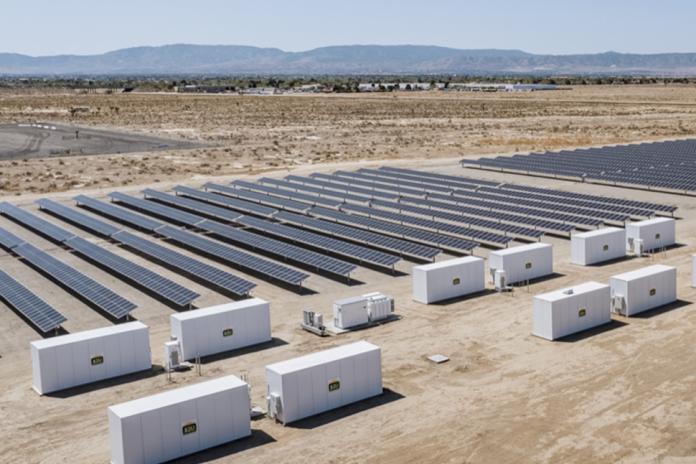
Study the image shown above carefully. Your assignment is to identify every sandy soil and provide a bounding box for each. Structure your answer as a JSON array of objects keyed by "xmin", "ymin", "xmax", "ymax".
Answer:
[
  {"xmin": 1, "ymin": 87, "xmax": 696, "ymax": 463},
  {"xmin": 1, "ymin": 85, "xmax": 696, "ymax": 194}
]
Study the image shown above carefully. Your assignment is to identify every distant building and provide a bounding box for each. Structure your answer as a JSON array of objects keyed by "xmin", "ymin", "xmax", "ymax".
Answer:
[
  {"xmin": 177, "ymin": 85, "xmax": 235, "ymax": 93},
  {"xmin": 448, "ymin": 82, "xmax": 559, "ymax": 92}
]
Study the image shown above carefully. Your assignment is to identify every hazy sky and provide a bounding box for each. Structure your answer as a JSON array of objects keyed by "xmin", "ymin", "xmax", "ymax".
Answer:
[{"xmin": 3, "ymin": 0, "xmax": 695, "ymax": 56}]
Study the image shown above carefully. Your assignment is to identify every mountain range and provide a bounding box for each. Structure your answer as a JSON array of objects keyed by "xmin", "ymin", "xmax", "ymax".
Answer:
[{"xmin": 2, "ymin": 44, "xmax": 696, "ymax": 76}]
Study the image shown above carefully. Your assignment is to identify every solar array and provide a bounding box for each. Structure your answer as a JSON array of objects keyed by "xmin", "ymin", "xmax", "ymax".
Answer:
[
  {"xmin": 112, "ymin": 230, "xmax": 256, "ymax": 297},
  {"xmin": 64, "ymin": 236, "xmax": 200, "ymax": 308},
  {"xmin": 236, "ymin": 215, "xmax": 401, "ymax": 268},
  {"xmin": 204, "ymin": 183, "xmax": 311, "ymax": 213},
  {"xmin": 70, "ymin": 196, "xmax": 305, "ymax": 289},
  {"xmin": 309, "ymin": 206, "xmax": 478, "ymax": 253},
  {"xmin": 197, "ymin": 219, "xmax": 357, "ymax": 277},
  {"xmin": 75, "ymin": 194, "xmax": 163, "ymax": 232},
  {"xmin": 155, "ymin": 225, "xmax": 309, "ymax": 286},
  {"xmin": 232, "ymin": 180, "xmax": 344, "ymax": 208},
  {"xmin": 13, "ymin": 242, "xmax": 136, "ymax": 319},
  {"xmin": 273, "ymin": 211, "xmax": 440, "ymax": 261},
  {"xmin": 37, "ymin": 199, "xmax": 121, "ymax": 237},
  {"xmin": 108, "ymin": 191, "xmax": 205, "ymax": 227},
  {"xmin": 462, "ymin": 139, "xmax": 696, "ymax": 196},
  {"xmin": 0, "ymin": 269, "xmax": 66, "ymax": 333},
  {"xmin": 173, "ymin": 185, "xmax": 278, "ymax": 217},
  {"xmin": 2, "ymin": 203, "xmax": 199, "ymax": 308},
  {"xmin": 143, "ymin": 189, "xmax": 243, "ymax": 223}
]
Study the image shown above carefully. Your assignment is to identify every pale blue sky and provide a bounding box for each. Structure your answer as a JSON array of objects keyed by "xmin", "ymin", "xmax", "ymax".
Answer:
[{"xmin": 3, "ymin": 0, "xmax": 695, "ymax": 56}]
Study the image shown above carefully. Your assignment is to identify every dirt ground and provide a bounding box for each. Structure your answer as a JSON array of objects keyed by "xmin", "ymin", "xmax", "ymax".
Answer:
[
  {"xmin": 1, "ymin": 85, "xmax": 696, "ymax": 194},
  {"xmin": 1, "ymin": 86, "xmax": 696, "ymax": 463}
]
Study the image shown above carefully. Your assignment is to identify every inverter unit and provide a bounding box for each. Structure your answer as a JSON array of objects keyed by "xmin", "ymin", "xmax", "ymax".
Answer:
[{"xmin": 571, "ymin": 227, "xmax": 626, "ymax": 265}]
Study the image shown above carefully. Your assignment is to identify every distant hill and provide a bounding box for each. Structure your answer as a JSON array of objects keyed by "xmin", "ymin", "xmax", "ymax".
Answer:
[{"xmin": 2, "ymin": 44, "xmax": 696, "ymax": 76}]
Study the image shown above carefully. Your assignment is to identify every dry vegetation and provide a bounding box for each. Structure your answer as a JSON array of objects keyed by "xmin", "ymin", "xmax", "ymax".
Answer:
[{"xmin": 1, "ymin": 85, "xmax": 696, "ymax": 194}]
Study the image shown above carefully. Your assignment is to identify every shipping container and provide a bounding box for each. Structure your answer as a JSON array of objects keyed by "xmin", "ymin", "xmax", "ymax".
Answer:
[
  {"xmin": 412, "ymin": 256, "xmax": 485, "ymax": 304},
  {"xmin": 489, "ymin": 243, "xmax": 553, "ymax": 285},
  {"xmin": 266, "ymin": 340, "xmax": 382, "ymax": 425},
  {"xmin": 610, "ymin": 264, "xmax": 677, "ymax": 316},
  {"xmin": 625, "ymin": 217, "xmax": 675, "ymax": 252},
  {"xmin": 31, "ymin": 321, "xmax": 151, "ymax": 395},
  {"xmin": 532, "ymin": 281, "xmax": 611, "ymax": 340},
  {"xmin": 571, "ymin": 227, "xmax": 626, "ymax": 265},
  {"xmin": 171, "ymin": 298, "xmax": 271, "ymax": 361},
  {"xmin": 108, "ymin": 375, "xmax": 251, "ymax": 464}
]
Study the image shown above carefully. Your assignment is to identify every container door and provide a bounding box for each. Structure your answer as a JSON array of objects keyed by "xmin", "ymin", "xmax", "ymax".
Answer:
[
  {"xmin": 160, "ymin": 404, "xmax": 183, "ymax": 462},
  {"xmin": 103, "ymin": 332, "xmax": 122, "ymax": 378},
  {"xmin": 325, "ymin": 360, "xmax": 342, "ymax": 411},
  {"xmin": 214, "ymin": 389, "xmax": 236, "ymax": 444},
  {"xmin": 71, "ymin": 340, "xmax": 91, "ymax": 387},
  {"xmin": 339, "ymin": 356, "xmax": 357, "ymax": 405},
  {"xmin": 118, "ymin": 331, "xmax": 136, "ymax": 374},
  {"xmin": 297, "ymin": 368, "xmax": 315, "ymax": 420},
  {"xmin": 140, "ymin": 410, "xmax": 165, "ymax": 464},
  {"xmin": 88, "ymin": 335, "xmax": 107, "ymax": 383},
  {"xmin": 196, "ymin": 394, "xmax": 218, "ymax": 449},
  {"xmin": 310, "ymin": 364, "xmax": 329, "ymax": 418},
  {"xmin": 180, "ymin": 399, "xmax": 201, "ymax": 456}
]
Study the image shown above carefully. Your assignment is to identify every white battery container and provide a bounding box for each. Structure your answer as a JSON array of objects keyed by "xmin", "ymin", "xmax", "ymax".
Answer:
[
  {"xmin": 265, "ymin": 340, "xmax": 382, "ymax": 425},
  {"xmin": 489, "ymin": 243, "xmax": 553, "ymax": 285},
  {"xmin": 30, "ymin": 321, "xmax": 151, "ymax": 395},
  {"xmin": 170, "ymin": 298, "xmax": 271, "ymax": 361},
  {"xmin": 625, "ymin": 217, "xmax": 675, "ymax": 252},
  {"xmin": 412, "ymin": 256, "xmax": 485, "ymax": 303},
  {"xmin": 532, "ymin": 281, "xmax": 611, "ymax": 340},
  {"xmin": 571, "ymin": 227, "xmax": 626, "ymax": 265},
  {"xmin": 609, "ymin": 264, "xmax": 677, "ymax": 316},
  {"xmin": 108, "ymin": 375, "xmax": 251, "ymax": 464}
]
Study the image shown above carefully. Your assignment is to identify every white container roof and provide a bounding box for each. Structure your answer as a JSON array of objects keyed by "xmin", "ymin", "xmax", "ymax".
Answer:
[
  {"xmin": 535, "ymin": 281, "xmax": 608, "ymax": 303},
  {"xmin": 31, "ymin": 321, "xmax": 147, "ymax": 349},
  {"xmin": 414, "ymin": 256, "xmax": 482, "ymax": 272},
  {"xmin": 629, "ymin": 217, "xmax": 674, "ymax": 227},
  {"xmin": 266, "ymin": 340, "xmax": 379, "ymax": 375},
  {"xmin": 573, "ymin": 227, "xmax": 623, "ymax": 239},
  {"xmin": 611, "ymin": 264, "xmax": 676, "ymax": 282},
  {"xmin": 109, "ymin": 375, "xmax": 246, "ymax": 418},
  {"xmin": 171, "ymin": 298, "xmax": 266, "ymax": 321},
  {"xmin": 491, "ymin": 242, "xmax": 551, "ymax": 256}
]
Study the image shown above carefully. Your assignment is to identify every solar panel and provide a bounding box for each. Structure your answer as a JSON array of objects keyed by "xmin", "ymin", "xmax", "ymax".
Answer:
[
  {"xmin": 0, "ymin": 202, "xmax": 76, "ymax": 243},
  {"xmin": 273, "ymin": 211, "xmax": 440, "ymax": 260},
  {"xmin": 315, "ymin": 172, "xmax": 428, "ymax": 197},
  {"xmin": 108, "ymin": 192, "xmax": 205, "ymax": 227},
  {"xmin": 156, "ymin": 225, "xmax": 309, "ymax": 286},
  {"xmin": 284, "ymin": 175, "xmax": 400, "ymax": 201},
  {"xmin": 339, "ymin": 203, "xmax": 516, "ymax": 246},
  {"xmin": 173, "ymin": 185, "xmax": 278, "ymax": 217},
  {"xmin": 75, "ymin": 195, "xmax": 164, "ymax": 232},
  {"xmin": 257, "ymin": 177, "xmax": 372, "ymax": 204},
  {"xmin": 112, "ymin": 230, "xmax": 255, "ymax": 297},
  {"xmin": 204, "ymin": 183, "xmax": 311, "ymax": 213},
  {"xmin": 231, "ymin": 180, "xmax": 343, "ymax": 208},
  {"xmin": 0, "ymin": 227, "xmax": 26, "ymax": 250},
  {"xmin": 143, "ymin": 189, "xmax": 243, "ymax": 223},
  {"xmin": 236, "ymin": 215, "xmax": 401, "ymax": 268},
  {"xmin": 0, "ymin": 269, "xmax": 67, "ymax": 332},
  {"xmin": 36, "ymin": 199, "xmax": 121, "ymax": 237},
  {"xmin": 12, "ymin": 242, "xmax": 136, "ymax": 319},
  {"xmin": 65, "ymin": 236, "xmax": 199, "ymax": 308},
  {"xmin": 309, "ymin": 207, "xmax": 478, "ymax": 253},
  {"xmin": 197, "ymin": 219, "xmax": 357, "ymax": 277}
]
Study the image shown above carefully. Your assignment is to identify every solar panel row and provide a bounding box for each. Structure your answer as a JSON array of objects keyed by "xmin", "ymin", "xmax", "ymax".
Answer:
[
  {"xmin": 197, "ymin": 219, "xmax": 357, "ymax": 277},
  {"xmin": 75, "ymin": 194, "xmax": 164, "ymax": 232},
  {"xmin": 259, "ymin": 177, "xmax": 373, "ymax": 204},
  {"xmin": 231, "ymin": 180, "xmax": 344, "ymax": 208},
  {"xmin": 284, "ymin": 174, "xmax": 399, "ymax": 200},
  {"xmin": 0, "ymin": 202, "xmax": 77, "ymax": 243},
  {"xmin": 309, "ymin": 206, "xmax": 478, "ymax": 253},
  {"xmin": 143, "ymin": 189, "xmax": 243, "ymax": 223},
  {"xmin": 273, "ymin": 211, "xmax": 440, "ymax": 260},
  {"xmin": 204, "ymin": 182, "xmax": 310, "ymax": 213},
  {"xmin": 13, "ymin": 242, "xmax": 136, "ymax": 319},
  {"xmin": 109, "ymin": 191, "xmax": 205, "ymax": 227},
  {"xmin": 37, "ymin": 199, "xmax": 121, "ymax": 237},
  {"xmin": 236, "ymin": 215, "xmax": 401, "ymax": 267},
  {"xmin": 112, "ymin": 230, "xmax": 256, "ymax": 297},
  {"xmin": 173, "ymin": 185, "xmax": 278, "ymax": 217},
  {"xmin": 72, "ymin": 195, "xmax": 303, "ymax": 288},
  {"xmin": 0, "ymin": 268, "xmax": 67, "ymax": 332}
]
